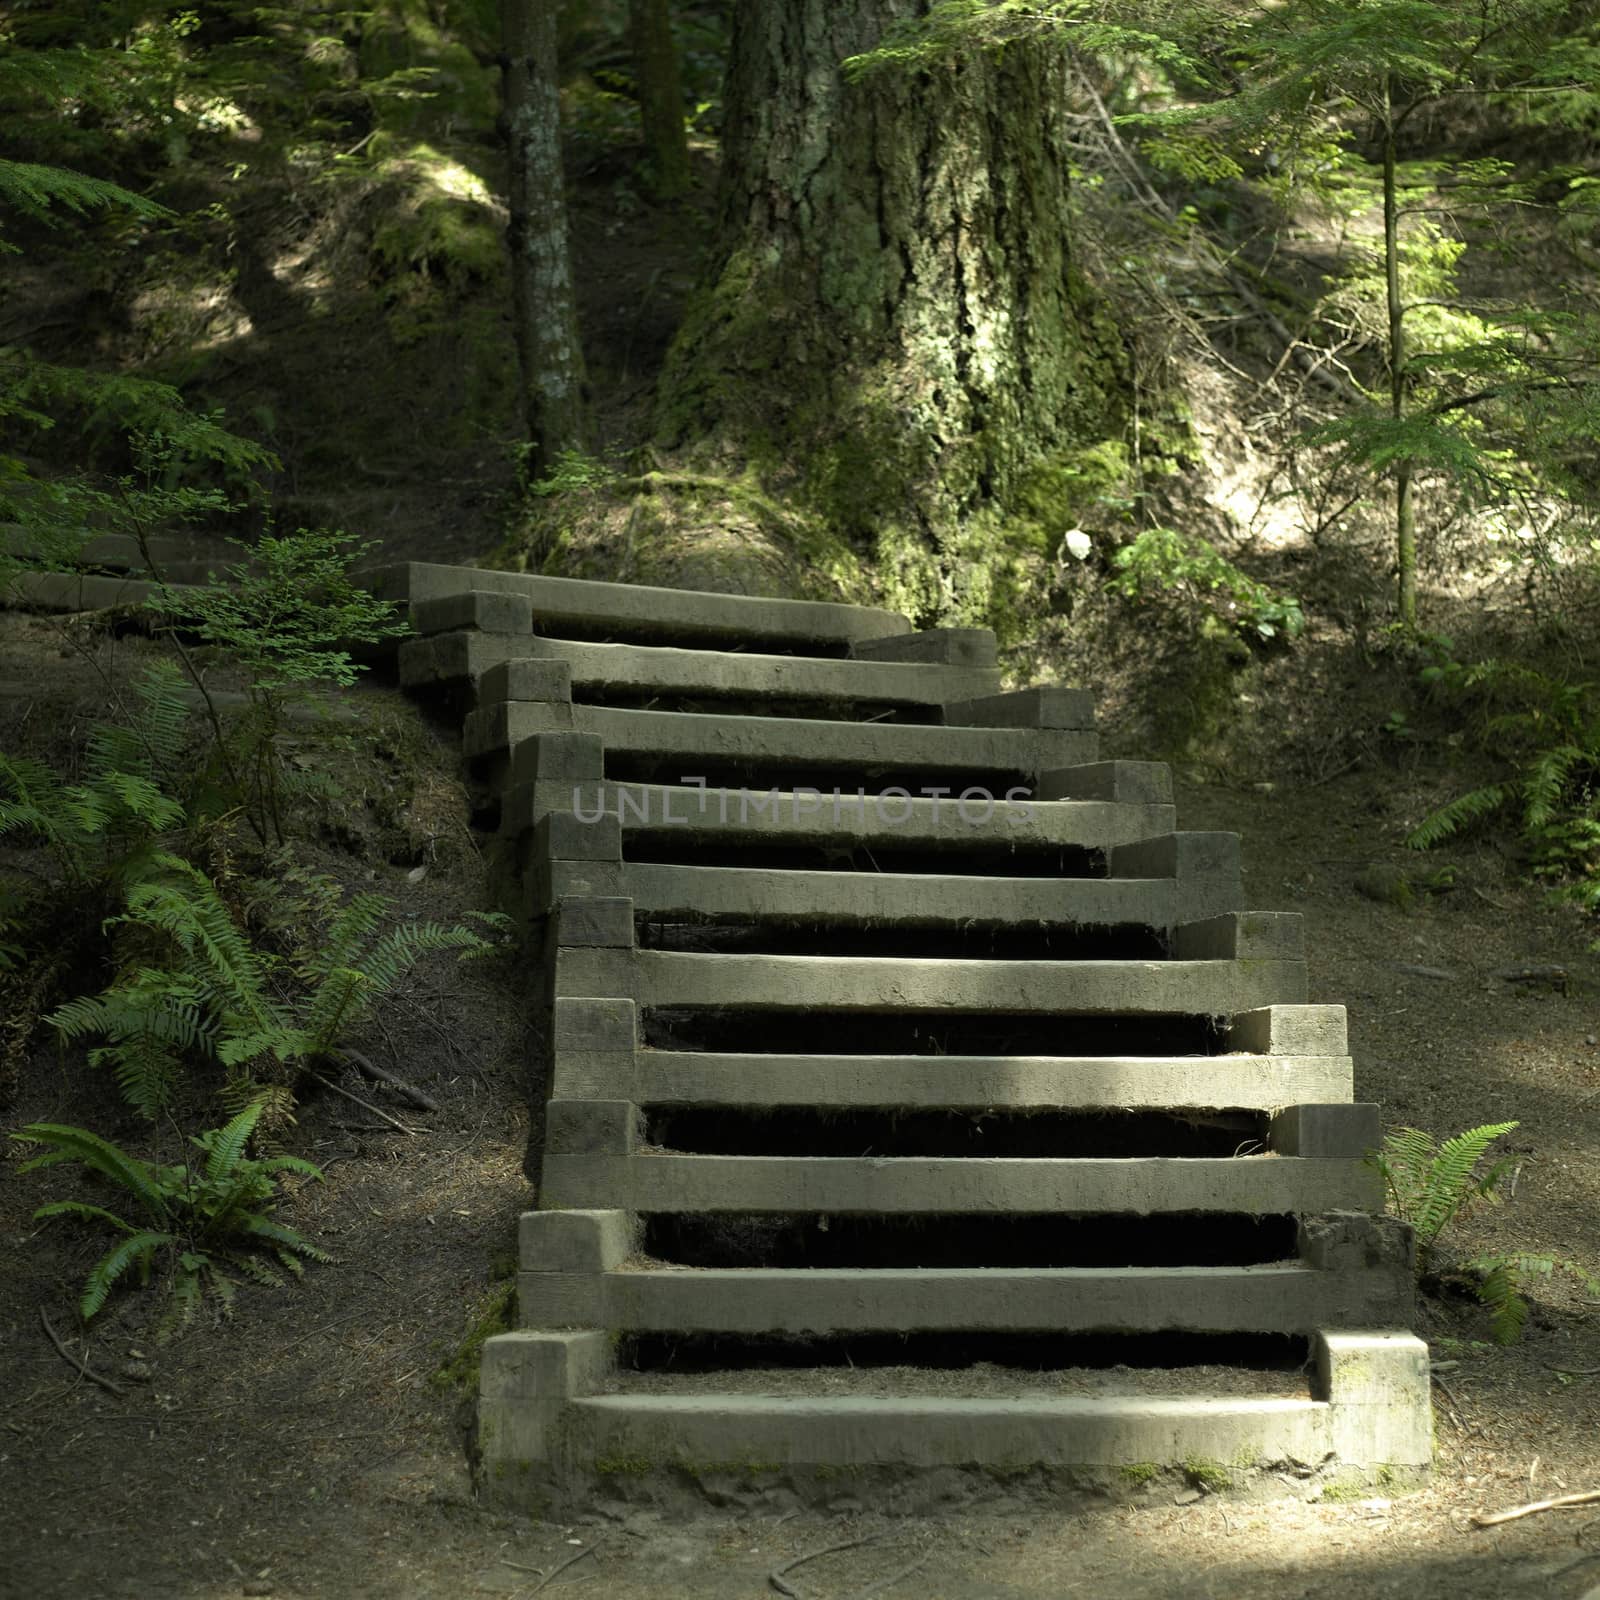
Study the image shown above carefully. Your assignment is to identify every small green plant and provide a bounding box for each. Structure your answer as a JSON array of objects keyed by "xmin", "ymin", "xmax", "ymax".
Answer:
[
  {"xmin": 11, "ymin": 1100, "xmax": 329, "ymax": 1333},
  {"xmin": 0, "ymin": 662, "xmax": 191, "ymax": 893},
  {"xmin": 522, "ymin": 446, "xmax": 617, "ymax": 498},
  {"xmin": 1371, "ymin": 1121, "xmax": 1598, "ymax": 1342},
  {"xmin": 1109, "ymin": 527, "xmax": 1305, "ymax": 643},
  {"xmin": 1372, "ymin": 1122, "xmax": 1521, "ymax": 1260},
  {"xmin": 49, "ymin": 853, "xmax": 511, "ymax": 1119},
  {"xmin": 1406, "ymin": 651, "xmax": 1600, "ymax": 909},
  {"xmin": 147, "ymin": 528, "xmax": 411, "ymax": 842}
]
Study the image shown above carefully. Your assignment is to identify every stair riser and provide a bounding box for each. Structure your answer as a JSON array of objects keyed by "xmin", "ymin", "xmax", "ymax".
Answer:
[
  {"xmin": 593, "ymin": 865, "xmax": 1192, "ymax": 930},
  {"xmin": 517, "ymin": 1265, "xmax": 1410, "ymax": 1335},
  {"xmin": 467, "ymin": 703, "xmax": 1098, "ymax": 785},
  {"xmin": 509, "ymin": 787, "xmax": 1180, "ymax": 859}
]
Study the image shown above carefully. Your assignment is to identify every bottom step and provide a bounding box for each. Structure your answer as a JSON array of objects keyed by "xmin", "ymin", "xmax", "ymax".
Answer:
[{"xmin": 477, "ymin": 1329, "xmax": 1432, "ymax": 1511}]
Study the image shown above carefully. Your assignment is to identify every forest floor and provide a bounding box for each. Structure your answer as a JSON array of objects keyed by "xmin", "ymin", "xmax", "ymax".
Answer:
[{"xmin": 3, "ymin": 609, "xmax": 1600, "ymax": 1600}]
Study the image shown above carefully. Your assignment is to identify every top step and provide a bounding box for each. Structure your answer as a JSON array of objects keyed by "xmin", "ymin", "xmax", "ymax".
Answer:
[{"xmin": 364, "ymin": 562, "xmax": 921, "ymax": 656}]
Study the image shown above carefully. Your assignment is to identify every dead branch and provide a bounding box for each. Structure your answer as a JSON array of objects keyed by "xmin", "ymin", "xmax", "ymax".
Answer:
[
  {"xmin": 338, "ymin": 1046, "xmax": 440, "ymax": 1112},
  {"xmin": 527, "ymin": 1541, "xmax": 600, "ymax": 1593},
  {"xmin": 308, "ymin": 1071, "xmax": 417, "ymax": 1136},
  {"xmin": 1470, "ymin": 1488, "xmax": 1600, "ymax": 1528},
  {"xmin": 770, "ymin": 1532, "xmax": 893, "ymax": 1598},
  {"xmin": 39, "ymin": 1310, "xmax": 123, "ymax": 1397}
]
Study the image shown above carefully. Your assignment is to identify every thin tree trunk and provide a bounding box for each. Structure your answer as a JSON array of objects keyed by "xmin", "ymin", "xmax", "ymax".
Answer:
[
  {"xmin": 502, "ymin": 0, "xmax": 587, "ymax": 475},
  {"xmin": 630, "ymin": 0, "xmax": 690, "ymax": 198},
  {"xmin": 1382, "ymin": 78, "xmax": 1417, "ymax": 628}
]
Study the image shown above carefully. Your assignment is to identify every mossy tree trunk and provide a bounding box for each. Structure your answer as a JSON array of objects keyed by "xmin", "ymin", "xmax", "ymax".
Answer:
[
  {"xmin": 656, "ymin": 0, "xmax": 1130, "ymax": 624},
  {"xmin": 502, "ymin": 0, "xmax": 587, "ymax": 474},
  {"xmin": 630, "ymin": 0, "xmax": 691, "ymax": 199}
]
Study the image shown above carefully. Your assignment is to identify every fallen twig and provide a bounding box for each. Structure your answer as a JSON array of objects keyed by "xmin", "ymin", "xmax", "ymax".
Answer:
[
  {"xmin": 770, "ymin": 1532, "xmax": 893, "ymax": 1598},
  {"xmin": 1544, "ymin": 1364, "xmax": 1600, "ymax": 1377},
  {"xmin": 339, "ymin": 1046, "xmax": 440, "ymax": 1113},
  {"xmin": 1470, "ymin": 1488, "xmax": 1600, "ymax": 1527},
  {"xmin": 308, "ymin": 1071, "xmax": 417, "ymax": 1135},
  {"xmin": 528, "ymin": 1541, "xmax": 600, "ymax": 1593},
  {"xmin": 38, "ymin": 1310, "xmax": 123, "ymax": 1397}
]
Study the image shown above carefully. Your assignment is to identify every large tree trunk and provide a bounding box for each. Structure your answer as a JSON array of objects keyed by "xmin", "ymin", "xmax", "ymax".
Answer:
[
  {"xmin": 656, "ymin": 0, "xmax": 1129, "ymax": 626},
  {"xmin": 502, "ymin": 0, "xmax": 586, "ymax": 474}
]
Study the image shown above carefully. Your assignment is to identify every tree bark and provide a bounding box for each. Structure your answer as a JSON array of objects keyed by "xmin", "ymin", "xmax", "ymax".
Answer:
[
  {"xmin": 630, "ymin": 0, "xmax": 691, "ymax": 198},
  {"xmin": 656, "ymin": 0, "xmax": 1129, "ymax": 625},
  {"xmin": 1381, "ymin": 81, "xmax": 1417, "ymax": 629},
  {"xmin": 502, "ymin": 0, "xmax": 587, "ymax": 475}
]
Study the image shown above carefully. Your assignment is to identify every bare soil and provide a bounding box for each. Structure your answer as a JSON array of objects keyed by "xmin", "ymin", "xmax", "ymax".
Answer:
[{"xmin": 4, "ymin": 613, "xmax": 1600, "ymax": 1600}]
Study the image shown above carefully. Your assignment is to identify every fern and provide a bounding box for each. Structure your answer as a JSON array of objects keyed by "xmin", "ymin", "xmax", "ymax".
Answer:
[
  {"xmin": 1371, "ymin": 1121, "xmax": 1519, "ymax": 1263},
  {"xmin": 14, "ymin": 1122, "xmax": 167, "ymax": 1215},
  {"xmin": 1406, "ymin": 784, "xmax": 1509, "ymax": 849},
  {"xmin": 55, "ymin": 848, "xmax": 510, "ymax": 1117},
  {"xmin": 1464, "ymin": 1253, "xmax": 1600, "ymax": 1345},
  {"xmin": 1365, "ymin": 1122, "xmax": 1597, "ymax": 1343},
  {"xmin": 10, "ymin": 1102, "xmax": 327, "ymax": 1330},
  {"xmin": 0, "ymin": 666, "xmax": 192, "ymax": 891}
]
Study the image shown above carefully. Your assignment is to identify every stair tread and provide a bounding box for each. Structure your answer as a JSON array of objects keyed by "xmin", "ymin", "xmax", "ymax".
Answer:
[
  {"xmin": 585, "ymin": 1376, "xmax": 1314, "ymax": 1404},
  {"xmin": 520, "ymin": 636, "xmax": 1002, "ymax": 705},
  {"xmin": 369, "ymin": 560, "xmax": 914, "ymax": 648}
]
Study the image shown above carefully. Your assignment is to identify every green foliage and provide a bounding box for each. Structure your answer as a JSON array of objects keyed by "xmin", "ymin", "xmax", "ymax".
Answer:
[
  {"xmin": 48, "ymin": 851, "xmax": 511, "ymax": 1118},
  {"xmin": 147, "ymin": 528, "xmax": 411, "ymax": 841},
  {"xmin": 1108, "ymin": 526, "xmax": 1304, "ymax": 642},
  {"xmin": 1466, "ymin": 1252, "xmax": 1600, "ymax": 1346},
  {"xmin": 1370, "ymin": 1121, "xmax": 1596, "ymax": 1343},
  {"xmin": 1371, "ymin": 1121, "xmax": 1520, "ymax": 1261},
  {"xmin": 842, "ymin": 2, "xmax": 1201, "ymax": 85},
  {"xmin": 0, "ymin": 159, "xmax": 167, "ymax": 242},
  {"xmin": 10, "ymin": 1101, "xmax": 328, "ymax": 1331},
  {"xmin": 0, "ymin": 382, "xmax": 275, "ymax": 585},
  {"xmin": 0, "ymin": 662, "xmax": 191, "ymax": 892},
  {"xmin": 524, "ymin": 447, "xmax": 618, "ymax": 498},
  {"xmin": 151, "ymin": 529, "xmax": 409, "ymax": 693},
  {"xmin": 1405, "ymin": 651, "xmax": 1600, "ymax": 904}
]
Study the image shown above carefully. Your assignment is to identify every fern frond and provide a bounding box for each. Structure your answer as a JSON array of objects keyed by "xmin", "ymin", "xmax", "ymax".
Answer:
[
  {"xmin": 1523, "ymin": 744, "xmax": 1584, "ymax": 831},
  {"xmin": 225, "ymin": 1251, "xmax": 288, "ymax": 1289},
  {"xmin": 98, "ymin": 771, "xmax": 185, "ymax": 833},
  {"xmin": 0, "ymin": 754, "xmax": 81, "ymax": 853},
  {"xmin": 199, "ymin": 1099, "xmax": 264, "ymax": 1183},
  {"xmin": 1412, "ymin": 1121, "xmax": 1520, "ymax": 1246},
  {"xmin": 1368, "ymin": 1125, "xmax": 1436, "ymax": 1217},
  {"xmin": 1406, "ymin": 785, "xmax": 1509, "ymax": 849},
  {"xmin": 31, "ymin": 1199, "xmax": 141, "ymax": 1233},
  {"xmin": 10, "ymin": 1122, "xmax": 166, "ymax": 1217},
  {"xmin": 159, "ymin": 1265, "xmax": 205, "ymax": 1339},
  {"xmin": 305, "ymin": 891, "xmax": 390, "ymax": 978},
  {"xmin": 1470, "ymin": 1256, "xmax": 1528, "ymax": 1345},
  {"xmin": 48, "ymin": 973, "xmax": 212, "ymax": 1119},
  {"xmin": 234, "ymin": 1213, "xmax": 332, "ymax": 1261},
  {"xmin": 80, "ymin": 1230, "xmax": 173, "ymax": 1320},
  {"xmin": 118, "ymin": 856, "xmax": 279, "ymax": 1033},
  {"xmin": 106, "ymin": 1034, "xmax": 184, "ymax": 1122},
  {"xmin": 257, "ymin": 1153, "xmax": 324, "ymax": 1182}
]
